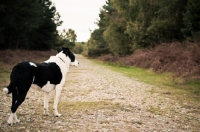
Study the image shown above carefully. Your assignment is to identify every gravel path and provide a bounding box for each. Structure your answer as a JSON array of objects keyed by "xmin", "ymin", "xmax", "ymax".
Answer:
[{"xmin": 0, "ymin": 55, "xmax": 199, "ymax": 132}]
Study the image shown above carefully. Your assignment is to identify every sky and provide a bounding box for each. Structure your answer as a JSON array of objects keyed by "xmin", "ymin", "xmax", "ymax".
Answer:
[{"xmin": 51, "ymin": 0, "xmax": 106, "ymax": 42}]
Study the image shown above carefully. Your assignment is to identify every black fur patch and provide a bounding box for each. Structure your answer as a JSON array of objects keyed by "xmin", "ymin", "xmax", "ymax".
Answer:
[
  {"xmin": 10, "ymin": 61, "xmax": 62, "ymax": 89},
  {"xmin": 33, "ymin": 62, "xmax": 62, "ymax": 87}
]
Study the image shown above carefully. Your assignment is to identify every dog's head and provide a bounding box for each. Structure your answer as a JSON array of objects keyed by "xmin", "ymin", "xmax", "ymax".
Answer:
[{"xmin": 57, "ymin": 47, "xmax": 79, "ymax": 66}]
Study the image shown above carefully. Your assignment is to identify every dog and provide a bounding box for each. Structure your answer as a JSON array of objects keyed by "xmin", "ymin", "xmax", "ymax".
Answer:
[{"xmin": 3, "ymin": 47, "xmax": 79, "ymax": 125}]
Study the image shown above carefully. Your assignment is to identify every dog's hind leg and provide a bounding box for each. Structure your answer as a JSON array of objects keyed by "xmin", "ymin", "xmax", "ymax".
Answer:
[
  {"xmin": 53, "ymin": 85, "xmax": 63, "ymax": 117},
  {"xmin": 7, "ymin": 84, "xmax": 30, "ymax": 125},
  {"xmin": 7, "ymin": 88, "xmax": 19, "ymax": 124},
  {"xmin": 43, "ymin": 92, "xmax": 50, "ymax": 115}
]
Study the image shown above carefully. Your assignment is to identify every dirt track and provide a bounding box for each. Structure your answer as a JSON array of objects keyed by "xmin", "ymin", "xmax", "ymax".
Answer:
[{"xmin": 0, "ymin": 55, "xmax": 199, "ymax": 132}]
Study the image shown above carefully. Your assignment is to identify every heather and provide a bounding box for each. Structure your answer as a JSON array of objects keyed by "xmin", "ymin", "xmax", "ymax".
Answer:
[
  {"xmin": 98, "ymin": 43, "xmax": 200, "ymax": 80},
  {"xmin": 0, "ymin": 50, "xmax": 56, "ymax": 70}
]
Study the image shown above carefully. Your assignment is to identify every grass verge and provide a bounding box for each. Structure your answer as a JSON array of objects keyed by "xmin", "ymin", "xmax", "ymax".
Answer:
[
  {"xmin": 92, "ymin": 60, "xmax": 200, "ymax": 105},
  {"xmin": 0, "ymin": 67, "xmax": 10, "ymax": 88}
]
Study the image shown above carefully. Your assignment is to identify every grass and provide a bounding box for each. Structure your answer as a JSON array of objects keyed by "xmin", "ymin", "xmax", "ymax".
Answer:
[
  {"xmin": 93, "ymin": 60, "xmax": 184, "ymax": 86},
  {"xmin": 59, "ymin": 101, "xmax": 124, "ymax": 112},
  {"xmin": 0, "ymin": 67, "xmax": 10, "ymax": 88},
  {"xmin": 147, "ymin": 106, "xmax": 164, "ymax": 115},
  {"xmin": 92, "ymin": 60, "xmax": 200, "ymax": 106},
  {"xmin": 60, "ymin": 101, "xmax": 112, "ymax": 110}
]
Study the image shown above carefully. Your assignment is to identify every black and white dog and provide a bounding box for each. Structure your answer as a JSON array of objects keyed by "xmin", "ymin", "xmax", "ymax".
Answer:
[{"xmin": 3, "ymin": 47, "xmax": 79, "ymax": 124}]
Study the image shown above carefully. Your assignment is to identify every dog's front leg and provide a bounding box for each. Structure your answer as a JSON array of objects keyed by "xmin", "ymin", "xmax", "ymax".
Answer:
[
  {"xmin": 43, "ymin": 92, "xmax": 50, "ymax": 116},
  {"xmin": 53, "ymin": 86, "xmax": 62, "ymax": 117}
]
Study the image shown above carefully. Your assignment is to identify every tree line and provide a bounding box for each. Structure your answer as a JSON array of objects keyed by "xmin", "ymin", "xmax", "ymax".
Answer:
[
  {"xmin": 87, "ymin": 0, "xmax": 200, "ymax": 56},
  {"xmin": 0, "ymin": 0, "xmax": 77, "ymax": 50}
]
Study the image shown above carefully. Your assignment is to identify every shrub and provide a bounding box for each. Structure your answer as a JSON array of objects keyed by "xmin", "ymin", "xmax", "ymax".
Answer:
[
  {"xmin": 88, "ymin": 48, "xmax": 109, "ymax": 57},
  {"xmin": 97, "ymin": 42, "xmax": 200, "ymax": 80}
]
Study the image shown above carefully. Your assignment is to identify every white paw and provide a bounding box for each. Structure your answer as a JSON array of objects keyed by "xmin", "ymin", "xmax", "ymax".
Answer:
[
  {"xmin": 43, "ymin": 109, "xmax": 49, "ymax": 116},
  {"xmin": 7, "ymin": 118, "xmax": 13, "ymax": 125},
  {"xmin": 13, "ymin": 119, "xmax": 20, "ymax": 124},
  {"xmin": 7, "ymin": 113, "xmax": 20, "ymax": 125},
  {"xmin": 7, "ymin": 118, "xmax": 19, "ymax": 125},
  {"xmin": 53, "ymin": 109, "xmax": 62, "ymax": 117},
  {"xmin": 55, "ymin": 113, "xmax": 62, "ymax": 117},
  {"xmin": 7, "ymin": 114, "xmax": 14, "ymax": 125},
  {"xmin": 44, "ymin": 113, "xmax": 49, "ymax": 116}
]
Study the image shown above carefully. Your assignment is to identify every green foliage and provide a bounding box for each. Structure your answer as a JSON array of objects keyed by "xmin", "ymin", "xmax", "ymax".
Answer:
[
  {"xmin": 86, "ymin": 0, "xmax": 199, "ymax": 57},
  {"xmin": 58, "ymin": 29, "xmax": 77, "ymax": 49},
  {"xmin": 103, "ymin": 9, "xmax": 132, "ymax": 55},
  {"xmin": 182, "ymin": 0, "xmax": 200, "ymax": 40},
  {"xmin": 73, "ymin": 43, "xmax": 84, "ymax": 54},
  {"xmin": 87, "ymin": 0, "xmax": 131, "ymax": 56},
  {"xmin": 0, "ymin": 0, "xmax": 62, "ymax": 50},
  {"xmin": 61, "ymin": 29, "xmax": 77, "ymax": 43},
  {"xmin": 87, "ymin": 16, "xmax": 110, "ymax": 56},
  {"xmin": 88, "ymin": 47, "xmax": 109, "ymax": 57}
]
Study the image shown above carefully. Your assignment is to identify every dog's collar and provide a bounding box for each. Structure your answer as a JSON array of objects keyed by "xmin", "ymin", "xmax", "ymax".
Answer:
[{"xmin": 58, "ymin": 57, "xmax": 65, "ymax": 63}]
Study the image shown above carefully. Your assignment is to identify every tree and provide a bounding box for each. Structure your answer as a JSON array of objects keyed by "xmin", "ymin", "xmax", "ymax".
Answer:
[
  {"xmin": 182, "ymin": 0, "xmax": 200, "ymax": 41},
  {"xmin": 87, "ymin": 0, "xmax": 112, "ymax": 57},
  {"xmin": 86, "ymin": 0, "xmax": 199, "ymax": 57},
  {"xmin": 58, "ymin": 29, "xmax": 77, "ymax": 49},
  {"xmin": 0, "ymin": 0, "xmax": 62, "ymax": 50},
  {"xmin": 147, "ymin": 0, "xmax": 187, "ymax": 43},
  {"xmin": 66, "ymin": 29, "xmax": 77, "ymax": 43},
  {"xmin": 0, "ymin": 0, "xmax": 43, "ymax": 49},
  {"xmin": 29, "ymin": 0, "xmax": 62, "ymax": 50}
]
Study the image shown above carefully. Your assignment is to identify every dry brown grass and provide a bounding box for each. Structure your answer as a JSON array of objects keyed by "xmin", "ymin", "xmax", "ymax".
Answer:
[
  {"xmin": 98, "ymin": 42, "xmax": 200, "ymax": 80},
  {"xmin": 0, "ymin": 49, "xmax": 56, "ymax": 70}
]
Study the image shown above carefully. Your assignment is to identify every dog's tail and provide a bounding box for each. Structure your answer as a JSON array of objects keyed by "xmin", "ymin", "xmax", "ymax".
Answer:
[
  {"xmin": 3, "ymin": 65, "xmax": 20, "ymax": 95},
  {"xmin": 3, "ymin": 80, "xmax": 16, "ymax": 95},
  {"xmin": 3, "ymin": 87, "xmax": 9, "ymax": 95},
  {"xmin": 3, "ymin": 78, "xmax": 17, "ymax": 95}
]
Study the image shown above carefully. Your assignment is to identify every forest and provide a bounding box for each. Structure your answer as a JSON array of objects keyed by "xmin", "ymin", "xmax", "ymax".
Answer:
[
  {"xmin": 85, "ymin": 0, "xmax": 200, "ymax": 81},
  {"xmin": 0, "ymin": 0, "xmax": 77, "ymax": 50},
  {"xmin": 0, "ymin": 0, "xmax": 200, "ymax": 80},
  {"xmin": 87, "ymin": 0, "xmax": 200, "ymax": 56},
  {"xmin": 1, "ymin": 0, "xmax": 199, "ymax": 52}
]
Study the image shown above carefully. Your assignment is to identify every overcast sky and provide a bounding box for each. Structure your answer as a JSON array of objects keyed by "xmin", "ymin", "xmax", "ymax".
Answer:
[{"xmin": 51, "ymin": 0, "xmax": 106, "ymax": 42}]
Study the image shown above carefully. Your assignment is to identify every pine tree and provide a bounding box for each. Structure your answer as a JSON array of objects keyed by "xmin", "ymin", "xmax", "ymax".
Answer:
[
  {"xmin": 182, "ymin": 0, "xmax": 200, "ymax": 40},
  {"xmin": 0, "ymin": 0, "xmax": 62, "ymax": 50}
]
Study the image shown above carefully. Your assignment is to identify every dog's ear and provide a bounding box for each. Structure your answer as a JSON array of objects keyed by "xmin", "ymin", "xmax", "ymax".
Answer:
[
  {"xmin": 57, "ymin": 47, "xmax": 62, "ymax": 53},
  {"xmin": 62, "ymin": 47, "xmax": 70, "ymax": 55}
]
